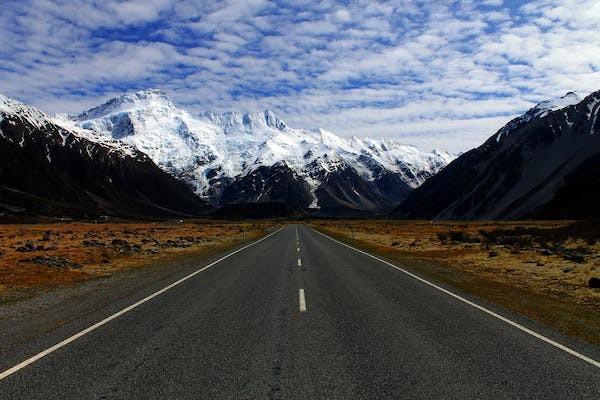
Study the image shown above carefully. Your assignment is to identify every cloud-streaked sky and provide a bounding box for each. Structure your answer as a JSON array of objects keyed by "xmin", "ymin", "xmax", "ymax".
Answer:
[{"xmin": 1, "ymin": 0, "xmax": 599, "ymax": 152}]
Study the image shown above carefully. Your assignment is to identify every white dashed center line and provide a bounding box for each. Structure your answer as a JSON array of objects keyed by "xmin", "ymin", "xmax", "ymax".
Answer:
[
  {"xmin": 297, "ymin": 258, "xmax": 302, "ymax": 267},
  {"xmin": 299, "ymin": 289, "xmax": 307, "ymax": 312}
]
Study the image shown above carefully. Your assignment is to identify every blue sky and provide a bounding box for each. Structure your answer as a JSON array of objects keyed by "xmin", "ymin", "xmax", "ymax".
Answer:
[{"xmin": 1, "ymin": 0, "xmax": 599, "ymax": 152}]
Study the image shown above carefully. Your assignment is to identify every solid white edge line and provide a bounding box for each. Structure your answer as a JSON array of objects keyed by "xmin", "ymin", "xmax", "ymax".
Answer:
[
  {"xmin": 299, "ymin": 289, "xmax": 307, "ymax": 312},
  {"xmin": 298, "ymin": 258, "xmax": 302, "ymax": 267},
  {"xmin": 0, "ymin": 226, "xmax": 286, "ymax": 381},
  {"xmin": 311, "ymin": 227, "xmax": 600, "ymax": 369}
]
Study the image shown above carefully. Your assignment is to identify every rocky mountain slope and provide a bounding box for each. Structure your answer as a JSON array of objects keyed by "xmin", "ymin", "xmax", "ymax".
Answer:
[
  {"xmin": 64, "ymin": 89, "xmax": 454, "ymax": 215},
  {"xmin": 393, "ymin": 91, "xmax": 600, "ymax": 220},
  {"xmin": 0, "ymin": 94, "xmax": 209, "ymax": 219}
]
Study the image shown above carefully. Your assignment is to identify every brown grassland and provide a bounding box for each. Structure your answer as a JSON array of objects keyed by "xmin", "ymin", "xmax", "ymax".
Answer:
[
  {"xmin": 0, "ymin": 220, "xmax": 272, "ymax": 302},
  {"xmin": 309, "ymin": 219, "xmax": 600, "ymax": 345}
]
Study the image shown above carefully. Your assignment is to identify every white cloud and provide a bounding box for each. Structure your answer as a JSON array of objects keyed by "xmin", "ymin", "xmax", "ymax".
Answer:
[{"xmin": 1, "ymin": 0, "xmax": 599, "ymax": 153}]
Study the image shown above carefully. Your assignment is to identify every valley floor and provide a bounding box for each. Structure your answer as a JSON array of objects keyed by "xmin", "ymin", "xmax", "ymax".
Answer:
[
  {"xmin": 1, "ymin": 224, "xmax": 598, "ymax": 398},
  {"xmin": 0, "ymin": 220, "xmax": 272, "ymax": 303},
  {"xmin": 309, "ymin": 219, "xmax": 600, "ymax": 345}
]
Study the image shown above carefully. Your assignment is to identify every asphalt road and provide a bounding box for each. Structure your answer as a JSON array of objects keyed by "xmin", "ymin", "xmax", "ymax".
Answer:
[{"xmin": 1, "ymin": 224, "xmax": 599, "ymax": 399}]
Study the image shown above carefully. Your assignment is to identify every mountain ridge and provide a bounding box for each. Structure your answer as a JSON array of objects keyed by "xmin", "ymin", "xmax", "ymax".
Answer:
[
  {"xmin": 2, "ymin": 88, "xmax": 597, "ymax": 220},
  {"xmin": 63, "ymin": 89, "xmax": 455, "ymax": 214},
  {"xmin": 393, "ymin": 90, "xmax": 600, "ymax": 220},
  {"xmin": 0, "ymin": 93, "xmax": 209, "ymax": 219}
]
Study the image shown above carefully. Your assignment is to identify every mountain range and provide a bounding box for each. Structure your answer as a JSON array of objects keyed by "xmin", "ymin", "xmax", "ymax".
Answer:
[
  {"xmin": 393, "ymin": 91, "xmax": 600, "ymax": 220},
  {"xmin": 55, "ymin": 89, "xmax": 454, "ymax": 216},
  {"xmin": 2, "ymin": 88, "xmax": 598, "ymax": 220}
]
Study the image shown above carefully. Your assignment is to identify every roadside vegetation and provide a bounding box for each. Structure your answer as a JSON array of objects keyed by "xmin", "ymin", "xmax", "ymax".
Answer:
[
  {"xmin": 0, "ymin": 220, "xmax": 272, "ymax": 302},
  {"xmin": 309, "ymin": 219, "xmax": 600, "ymax": 345}
]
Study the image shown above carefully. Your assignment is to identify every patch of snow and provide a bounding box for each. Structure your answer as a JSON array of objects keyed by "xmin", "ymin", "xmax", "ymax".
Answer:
[
  {"xmin": 565, "ymin": 111, "xmax": 573, "ymax": 128},
  {"xmin": 530, "ymin": 92, "xmax": 581, "ymax": 118},
  {"xmin": 584, "ymin": 94, "xmax": 600, "ymax": 135},
  {"xmin": 591, "ymin": 105, "xmax": 599, "ymax": 135}
]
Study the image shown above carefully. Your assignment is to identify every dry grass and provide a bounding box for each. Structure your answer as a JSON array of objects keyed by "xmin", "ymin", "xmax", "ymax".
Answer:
[
  {"xmin": 309, "ymin": 219, "xmax": 600, "ymax": 344},
  {"xmin": 0, "ymin": 220, "xmax": 273, "ymax": 299}
]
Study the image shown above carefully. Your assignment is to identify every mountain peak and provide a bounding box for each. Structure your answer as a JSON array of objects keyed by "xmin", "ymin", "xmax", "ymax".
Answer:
[
  {"xmin": 261, "ymin": 109, "xmax": 287, "ymax": 130},
  {"xmin": 496, "ymin": 91, "xmax": 583, "ymax": 142},
  {"xmin": 0, "ymin": 93, "xmax": 52, "ymax": 129},
  {"xmin": 243, "ymin": 109, "xmax": 287, "ymax": 130},
  {"xmin": 528, "ymin": 91, "xmax": 581, "ymax": 118},
  {"xmin": 199, "ymin": 109, "xmax": 288, "ymax": 131},
  {"xmin": 75, "ymin": 88, "xmax": 174, "ymax": 121}
]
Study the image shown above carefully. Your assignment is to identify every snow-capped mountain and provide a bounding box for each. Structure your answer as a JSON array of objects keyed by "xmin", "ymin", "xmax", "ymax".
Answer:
[
  {"xmin": 64, "ymin": 89, "xmax": 454, "ymax": 215},
  {"xmin": 394, "ymin": 90, "xmax": 600, "ymax": 220},
  {"xmin": 494, "ymin": 92, "xmax": 582, "ymax": 142},
  {"xmin": 0, "ymin": 93, "xmax": 208, "ymax": 218}
]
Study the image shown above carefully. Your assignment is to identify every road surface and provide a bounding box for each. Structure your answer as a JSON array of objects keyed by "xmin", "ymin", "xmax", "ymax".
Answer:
[{"xmin": 1, "ymin": 224, "xmax": 599, "ymax": 399}]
